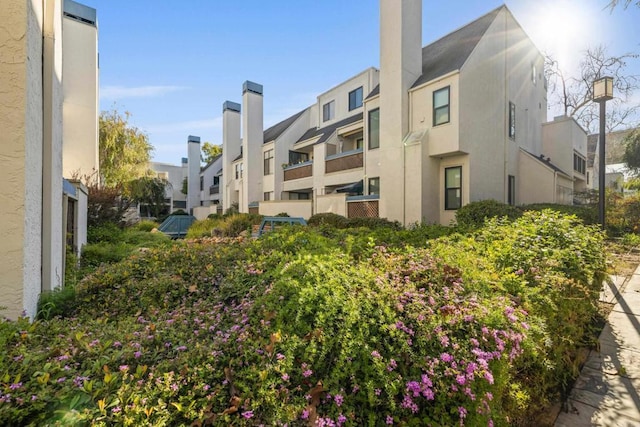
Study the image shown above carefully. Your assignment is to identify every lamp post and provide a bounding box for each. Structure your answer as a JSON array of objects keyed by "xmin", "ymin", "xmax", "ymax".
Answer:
[{"xmin": 592, "ymin": 76, "xmax": 614, "ymax": 230}]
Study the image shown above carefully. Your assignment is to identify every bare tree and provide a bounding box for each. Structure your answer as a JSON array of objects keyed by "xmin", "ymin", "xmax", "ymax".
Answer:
[
  {"xmin": 545, "ymin": 46, "xmax": 639, "ymax": 132},
  {"xmin": 607, "ymin": 0, "xmax": 640, "ymax": 10}
]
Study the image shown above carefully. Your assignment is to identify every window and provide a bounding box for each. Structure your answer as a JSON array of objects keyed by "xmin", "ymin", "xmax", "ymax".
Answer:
[
  {"xmin": 264, "ymin": 149, "xmax": 274, "ymax": 175},
  {"xmin": 289, "ymin": 151, "xmax": 309, "ymax": 165},
  {"xmin": 199, "ymin": 176, "xmax": 204, "ymax": 191},
  {"xmin": 444, "ymin": 166, "xmax": 462, "ymax": 210},
  {"xmin": 368, "ymin": 177, "xmax": 380, "ymax": 195},
  {"xmin": 356, "ymin": 137, "xmax": 364, "ymax": 150},
  {"xmin": 368, "ymin": 108, "xmax": 380, "ymax": 149},
  {"xmin": 235, "ymin": 163, "xmax": 243, "ymax": 179},
  {"xmin": 349, "ymin": 86, "xmax": 363, "ymax": 110},
  {"xmin": 573, "ymin": 153, "xmax": 586, "ymax": 175},
  {"xmin": 289, "ymin": 192, "xmax": 310, "ymax": 200},
  {"xmin": 323, "ymin": 100, "xmax": 335, "ymax": 122},
  {"xmin": 508, "ymin": 175, "xmax": 515, "ymax": 206},
  {"xmin": 509, "ymin": 102, "xmax": 516, "ymax": 139},
  {"xmin": 433, "ymin": 86, "xmax": 450, "ymax": 126},
  {"xmin": 213, "ymin": 176, "xmax": 220, "ymax": 186},
  {"xmin": 263, "ymin": 192, "xmax": 274, "ymax": 201},
  {"xmin": 532, "ymin": 64, "xmax": 537, "ymax": 85}
]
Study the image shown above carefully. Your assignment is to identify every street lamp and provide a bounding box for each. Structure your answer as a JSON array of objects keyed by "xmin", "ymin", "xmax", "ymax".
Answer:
[{"xmin": 592, "ymin": 76, "xmax": 613, "ymax": 230}]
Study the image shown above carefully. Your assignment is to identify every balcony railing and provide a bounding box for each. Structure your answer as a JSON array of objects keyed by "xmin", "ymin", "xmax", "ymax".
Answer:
[
  {"xmin": 325, "ymin": 149, "xmax": 363, "ymax": 173},
  {"xmin": 209, "ymin": 184, "xmax": 220, "ymax": 195},
  {"xmin": 283, "ymin": 161, "xmax": 313, "ymax": 181}
]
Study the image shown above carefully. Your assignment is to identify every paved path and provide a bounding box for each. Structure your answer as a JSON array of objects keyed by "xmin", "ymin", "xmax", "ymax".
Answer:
[{"xmin": 555, "ymin": 266, "xmax": 640, "ymax": 427}]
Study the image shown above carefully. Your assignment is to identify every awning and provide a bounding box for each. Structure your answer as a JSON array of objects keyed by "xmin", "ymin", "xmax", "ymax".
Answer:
[
  {"xmin": 335, "ymin": 180, "xmax": 363, "ymax": 194},
  {"xmin": 62, "ymin": 179, "xmax": 77, "ymax": 198}
]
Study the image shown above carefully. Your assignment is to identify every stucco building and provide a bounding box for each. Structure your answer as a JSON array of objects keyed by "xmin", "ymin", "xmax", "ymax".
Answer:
[
  {"xmin": 213, "ymin": 2, "xmax": 586, "ymax": 225},
  {"xmin": 0, "ymin": 0, "xmax": 98, "ymax": 320}
]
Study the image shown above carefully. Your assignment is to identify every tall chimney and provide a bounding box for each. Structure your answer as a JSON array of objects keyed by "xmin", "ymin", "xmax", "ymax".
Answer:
[
  {"xmin": 187, "ymin": 135, "xmax": 200, "ymax": 214},
  {"xmin": 378, "ymin": 0, "xmax": 422, "ymax": 223},
  {"xmin": 241, "ymin": 81, "xmax": 263, "ymax": 213},
  {"xmin": 222, "ymin": 101, "xmax": 241, "ymax": 213}
]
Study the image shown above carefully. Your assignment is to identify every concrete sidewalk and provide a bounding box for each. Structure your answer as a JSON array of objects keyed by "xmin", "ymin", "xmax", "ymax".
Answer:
[{"xmin": 555, "ymin": 266, "xmax": 640, "ymax": 427}]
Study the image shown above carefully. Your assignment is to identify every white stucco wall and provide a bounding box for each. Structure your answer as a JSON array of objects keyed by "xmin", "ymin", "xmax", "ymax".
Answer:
[
  {"xmin": 259, "ymin": 201, "xmax": 313, "ymax": 218},
  {"xmin": 316, "ymin": 194, "xmax": 348, "ymax": 217},
  {"xmin": 0, "ymin": 0, "xmax": 45, "ymax": 320},
  {"xmin": 518, "ymin": 151, "xmax": 555, "ymax": 204},
  {"xmin": 316, "ymin": 68, "xmax": 378, "ymax": 127},
  {"xmin": 187, "ymin": 138, "xmax": 200, "ymax": 212},
  {"xmin": 222, "ymin": 103, "xmax": 241, "ymax": 212},
  {"xmin": 62, "ymin": 13, "xmax": 99, "ymax": 179},
  {"xmin": 242, "ymin": 83, "xmax": 264, "ymax": 212}
]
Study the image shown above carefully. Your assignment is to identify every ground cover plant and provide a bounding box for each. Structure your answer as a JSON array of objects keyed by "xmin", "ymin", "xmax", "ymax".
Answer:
[{"xmin": 0, "ymin": 211, "xmax": 605, "ymax": 426}]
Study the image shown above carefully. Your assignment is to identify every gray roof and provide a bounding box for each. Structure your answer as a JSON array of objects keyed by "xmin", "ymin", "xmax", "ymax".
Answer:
[
  {"xmin": 263, "ymin": 109, "xmax": 306, "ymax": 143},
  {"xmin": 296, "ymin": 113, "xmax": 364, "ymax": 145},
  {"xmin": 366, "ymin": 85, "xmax": 380, "ymax": 100},
  {"xmin": 201, "ymin": 154, "xmax": 222, "ymax": 172},
  {"xmin": 521, "ymin": 148, "xmax": 571, "ymax": 177},
  {"xmin": 412, "ymin": 6, "xmax": 503, "ymax": 88}
]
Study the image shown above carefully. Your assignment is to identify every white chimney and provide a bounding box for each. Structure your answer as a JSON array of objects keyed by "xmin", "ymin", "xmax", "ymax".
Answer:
[
  {"xmin": 378, "ymin": 0, "xmax": 422, "ymax": 222},
  {"xmin": 222, "ymin": 101, "xmax": 241, "ymax": 213},
  {"xmin": 187, "ymin": 135, "xmax": 200, "ymax": 214},
  {"xmin": 241, "ymin": 81, "xmax": 263, "ymax": 213}
]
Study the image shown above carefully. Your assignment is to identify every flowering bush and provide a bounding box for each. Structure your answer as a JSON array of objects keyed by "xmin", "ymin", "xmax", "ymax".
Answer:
[{"xmin": 0, "ymin": 212, "xmax": 605, "ymax": 426}]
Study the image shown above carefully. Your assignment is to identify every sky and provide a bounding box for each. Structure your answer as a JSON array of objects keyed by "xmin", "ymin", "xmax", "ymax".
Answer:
[{"xmin": 78, "ymin": 0, "xmax": 640, "ymax": 164}]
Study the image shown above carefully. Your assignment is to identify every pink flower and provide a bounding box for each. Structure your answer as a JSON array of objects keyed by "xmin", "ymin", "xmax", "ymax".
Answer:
[
  {"xmin": 386, "ymin": 415, "xmax": 394, "ymax": 425},
  {"xmin": 334, "ymin": 394, "xmax": 344, "ymax": 407},
  {"xmin": 301, "ymin": 409, "xmax": 309, "ymax": 419},
  {"xmin": 371, "ymin": 350, "xmax": 381, "ymax": 359},
  {"xmin": 302, "ymin": 369, "xmax": 313, "ymax": 378},
  {"xmin": 241, "ymin": 410, "xmax": 254, "ymax": 419}
]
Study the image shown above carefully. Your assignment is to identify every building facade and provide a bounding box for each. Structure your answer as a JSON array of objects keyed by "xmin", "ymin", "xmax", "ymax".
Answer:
[{"xmin": 0, "ymin": 0, "xmax": 97, "ymax": 320}]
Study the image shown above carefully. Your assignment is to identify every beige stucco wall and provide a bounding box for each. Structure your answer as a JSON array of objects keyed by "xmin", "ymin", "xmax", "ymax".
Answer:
[
  {"xmin": 519, "ymin": 151, "xmax": 555, "ymax": 204},
  {"xmin": 193, "ymin": 205, "xmax": 219, "ymax": 221},
  {"xmin": 0, "ymin": 0, "xmax": 45, "ymax": 320},
  {"xmin": 62, "ymin": 15, "xmax": 99, "ymax": 179},
  {"xmin": 259, "ymin": 201, "xmax": 313, "ymax": 218},
  {"xmin": 316, "ymin": 194, "xmax": 348, "ymax": 217},
  {"xmin": 316, "ymin": 68, "xmax": 378, "ymax": 127}
]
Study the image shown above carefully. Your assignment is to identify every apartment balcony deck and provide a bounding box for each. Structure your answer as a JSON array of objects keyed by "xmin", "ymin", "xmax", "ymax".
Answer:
[
  {"xmin": 325, "ymin": 149, "xmax": 363, "ymax": 173},
  {"xmin": 209, "ymin": 184, "xmax": 219, "ymax": 195},
  {"xmin": 283, "ymin": 161, "xmax": 313, "ymax": 181}
]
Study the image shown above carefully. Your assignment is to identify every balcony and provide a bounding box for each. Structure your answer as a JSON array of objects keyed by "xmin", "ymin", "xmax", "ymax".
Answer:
[
  {"xmin": 283, "ymin": 161, "xmax": 313, "ymax": 181},
  {"xmin": 209, "ymin": 184, "xmax": 219, "ymax": 195},
  {"xmin": 325, "ymin": 149, "xmax": 363, "ymax": 173}
]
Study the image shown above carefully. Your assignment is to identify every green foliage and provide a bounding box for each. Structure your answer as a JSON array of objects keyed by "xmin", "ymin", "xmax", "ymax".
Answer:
[
  {"xmin": 623, "ymin": 128, "xmax": 640, "ymax": 173},
  {"xmin": 0, "ymin": 212, "xmax": 606, "ymax": 426},
  {"xmin": 275, "ymin": 212, "xmax": 290, "ymax": 217},
  {"xmin": 126, "ymin": 176, "xmax": 170, "ymax": 219},
  {"xmin": 606, "ymin": 192, "xmax": 640, "ymax": 235},
  {"xmin": 522, "ymin": 203, "xmax": 598, "ymax": 225},
  {"xmin": 87, "ymin": 222, "xmax": 123, "ymax": 244},
  {"xmin": 134, "ymin": 220, "xmax": 159, "ymax": 232},
  {"xmin": 201, "ymin": 142, "xmax": 222, "ymax": 164},
  {"xmin": 308, "ymin": 213, "xmax": 401, "ymax": 230},
  {"xmin": 308, "ymin": 212, "xmax": 349, "ymax": 228},
  {"xmin": 86, "ymin": 183, "xmax": 130, "ymax": 228},
  {"xmin": 99, "ymin": 110, "xmax": 153, "ymax": 188},
  {"xmin": 455, "ymin": 200, "xmax": 522, "ymax": 230},
  {"xmin": 187, "ymin": 214, "xmax": 263, "ymax": 238}
]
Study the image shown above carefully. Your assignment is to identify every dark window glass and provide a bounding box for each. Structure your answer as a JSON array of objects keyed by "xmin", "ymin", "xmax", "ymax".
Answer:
[
  {"xmin": 368, "ymin": 177, "xmax": 380, "ymax": 195},
  {"xmin": 433, "ymin": 87, "xmax": 450, "ymax": 126},
  {"xmin": 508, "ymin": 175, "xmax": 515, "ymax": 206},
  {"xmin": 323, "ymin": 101, "xmax": 334, "ymax": 122},
  {"xmin": 444, "ymin": 166, "xmax": 462, "ymax": 210},
  {"xmin": 264, "ymin": 149, "xmax": 274, "ymax": 175},
  {"xmin": 349, "ymin": 87, "xmax": 363, "ymax": 110}
]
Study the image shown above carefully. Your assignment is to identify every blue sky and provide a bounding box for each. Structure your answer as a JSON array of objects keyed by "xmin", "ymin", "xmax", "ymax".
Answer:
[{"xmin": 79, "ymin": 0, "xmax": 640, "ymax": 164}]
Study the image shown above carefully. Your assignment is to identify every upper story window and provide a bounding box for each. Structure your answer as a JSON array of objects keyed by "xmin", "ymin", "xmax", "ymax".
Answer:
[
  {"xmin": 433, "ymin": 86, "xmax": 450, "ymax": 126},
  {"xmin": 509, "ymin": 102, "xmax": 516, "ymax": 140},
  {"xmin": 356, "ymin": 137, "xmax": 364, "ymax": 150},
  {"xmin": 532, "ymin": 64, "xmax": 537, "ymax": 85},
  {"xmin": 574, "ymin": 153, "xmax": 586, "ymax": 175},
  {"xmin": 199, "ymin": 176, "xmax": 204, "ymax": 191},
  {"xmin": 264, "ymin": 149, "xmax": 274, "ymax": 175},
  {"xmin": 213, "ymin": 176, "xmax": 220, "ymax": 186},
  {"xmin": 444, "ymin": 166, "xmax": 462, "ymax": 210},
  {"xmin": 349, "ymin": 87, "xmax": 363, "ymax": 111},
  {"xmin": 323, "ymin": 100, "xmax": 335, "ymax": 122},
  {"xmin": 368, "ymin": 108, "xmax": 380, "ymax": 149},
  {"xmin": 235, "ymin": 163, "xmax": 243, "ymax": 179},
  {"xmin": 508, "ymin": 175, "xmax": 515, "ymax": 206}
]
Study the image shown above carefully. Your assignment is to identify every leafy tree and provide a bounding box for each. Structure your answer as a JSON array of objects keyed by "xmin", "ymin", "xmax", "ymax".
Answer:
[
  {"xmin": 201, "ymin": 142, "xmax": 222, "ymax": 164},
  {"xmin": 126, "ymin": 176, "xmax": 170, "ymax": 219},
  {"xmin": 545, "ymin": 46, "xmax": 639, "ymax": 132},
  {"xmin": 623, "ymin": 128, "xmax": 640, "ymax": 190},
  {"xmin": 181, "ymin": 176, "xmax": 188, "ymax": 195},
  {"xmin": 99, "ymin": 109, "xmax": 154, "ymax": 188}
]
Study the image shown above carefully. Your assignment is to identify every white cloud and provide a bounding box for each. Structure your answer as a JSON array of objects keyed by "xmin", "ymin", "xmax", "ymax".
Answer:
[{"xmin": 100, "ymin": 85, "xmax": 186, "ymax": 100}]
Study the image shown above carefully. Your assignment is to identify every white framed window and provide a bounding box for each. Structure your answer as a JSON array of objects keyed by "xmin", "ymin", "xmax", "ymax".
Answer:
[
  {"xmin": 264, "ymin": 149, "xmax": 274, "ymax": 175},
  {"xmin": 323, "ymin": 100, "xmax": 335, "ymax": 122},
  {"xmin": 433, "ymin": 87, "xmax": 450, "ymax": 126},
  {"xmin": 444, "ymin": 166, "xmax": 462, "ymax": 210}
]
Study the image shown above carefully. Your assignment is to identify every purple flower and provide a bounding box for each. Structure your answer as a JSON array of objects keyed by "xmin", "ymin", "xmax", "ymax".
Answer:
[
  {"xmin": 456, "ymin": 374, "xmax": 466, "ymax": 385},
  {"xmin": 9, "ymin": 383, "xmax": 22, "ymax": 390},
  {"xmin": 387, "ymin": 359, "xmax": 397, "ymax": 372},
  {"xmin": 57, "ymin": 377, "xmax": 67, "ymax": 383},
  {"xmin": 301, "ymin": 409, "xmax": 309, "ymax": 419},
  {"xmin": 112, "ymin": 406, "xmax": 121, "ymax": 414},
  {"xmin": 334, "ymin": 394, "xmax": 344, "ymax": 407},
  {"xmin": 119, "ymin": 365, "xmax": 129, "ymax": 372},
  {"xmin": 276, "ymin": 353, "xmax": 286, "ymax": 360},
  {"xmin": 440, "ymin": 352, "xmax": 453, "ymax": 363},
  {"xmin": 176, "ymin": 345, "xmax": 187, "ymax": 351},
  {"xmin": 281, "ymin": 373, "xmax": 290, "ymax": 381},
  {"xmin": 337, "ymin": 414, "xmax": 347, "ymax": 425},
  {"xmin": 134, "ymin": 351, "xmax": 142, "ymax": 359},
  {"xmin": 374, "ymin": 388, "xmax": 382, "ymax": 396},
  {"xmin": 484, "ymin": 371, "xmax": 494, "ymax": 384},
  {"xmin": 302, "ymin": 369, "xmax": 313, "ymax": 378},
  {"xmin": 458, "ymin": 406, "xmax": 468, "ymax": 419},
  {"xmin": 31, "ymin": 395, "xmax": 38, "ymax": 401},
  {"xmin": 113, "ymin": 341, "xmax": 122, "ymax": 348},
  {"xmin": 371, "ymin": 350, "xmax": 381, "ymax": 359},
  {"xmin": 386, "ymin": 415, "xmax": 394, "ymax": 425},
  {"xmin": 241, "ymin": 410, "xmax": 254, "ymax": 419}
]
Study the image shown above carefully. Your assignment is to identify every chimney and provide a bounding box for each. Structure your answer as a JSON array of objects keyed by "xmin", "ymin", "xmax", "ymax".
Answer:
[
  {"xmin": 241, "ymin": 81, "xmax": 263, "ymax": 213},
  {"xmin": 378, "ymin": 0, "xmax": 422, "ymax": 223},
  {"xmin": 222, "ymin": 101, "xmax": 241, "ymax": 213},
  {"xmin": 187, "ymin": 135, "xmax": 200, "ymax": 214}
]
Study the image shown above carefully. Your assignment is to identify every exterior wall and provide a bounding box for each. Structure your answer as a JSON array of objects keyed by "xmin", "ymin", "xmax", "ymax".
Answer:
[
  {"xmin": 542, "ymin": 115, "xmax": 588, "ymax": 192},
  {"xmin": 0, "ymin": 0, "xmax": 45, "ymax": 320},
  {"xmin": 316, "ymin": 194, "xmax": 348, "ymax": 217},
  {"xmin": 518, "ymin": 151, "xmax": 555, "ymax": 204},
  {"xmin": 439, "ymin": 155, "xmax": 470, "ymax": 225},
  {"xmin": 259, "ymin": 201, "xmax": 312, "ymax": 218},
  {"xmin": 187, "ymin": 136, "xmax": 200, "ymax": 212},
  {"xmin": 270, "ymin": 108, "xmax": 311, "ymax": 200},
  {"xmin": 222, "ymin": 102, "xmax": 241, "ymax": 212},
  {"xmin": 378, "ymin": 0, "xmax": 422, "ymax": 222},
  {"xmin": 200, "ymin": 156, "xmax": 222, "ymax": 206},
  {"xmin": 242, "ymin": 82, "xmax": 264, "ymax": 212},
  {"xmin": 73, "ymin": 181, "xmax": 88, "ymax": 255},
  {"xmin": 151, "ymin": 161, "xmax": 187, "ymax": 210},
  {"xmin": 62, "ymin": 4, "xmax": 98, "ymax": 179},
  {"xmin": 459, "ymin": 8, "xmax": 546, "ymax": 206},
  {"xmin": 193, "ymin": 205, "xmax": 219, "ymax": 221},
  {"xmin": 316, "ymin": 68, "xmax": 379, "ymax": 127}
]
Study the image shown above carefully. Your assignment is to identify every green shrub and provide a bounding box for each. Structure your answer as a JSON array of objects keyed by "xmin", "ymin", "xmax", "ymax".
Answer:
[
  {"xmin": 455, "ymin": 200, "xmax": 521, "ymax": 229},
  {"xmin": 606, "ymin": 192, "xmax": 640, "ymax": 236},
  {"xmin": 275, "ymin": 212, "xmax": 290, "ymax": 217},
  {"xmin": 346, "ymin": 216, "xmax": 402, "ymax": 230},
  {"xmin": 134, "ymin": 220, "xmax": 159, "ymax": 232},
  {"xmin": 186, "ymin": 217, "xmax": 225, "ymax": 238},
  {"xmin": 223, "ymin": 213, "xmax": 262, "ymax": 237},
  {"xmin": 522, "ymin": 203, "xmax": 597, "ymax": 226},
  {"xmin": 87, "ymin": 222, "xmax": 123, "ymax": 244},
  {"xmin": 308, "ymin": 212, "xmax": 349, "ymax": 228}
]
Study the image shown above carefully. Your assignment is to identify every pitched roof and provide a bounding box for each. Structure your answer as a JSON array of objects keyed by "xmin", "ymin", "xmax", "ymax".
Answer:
[
  {"xmin": 263, "ymin": 109, "xmax": 307, "ymax": 143},
  {"xmin": 201, "ymin": 154, "xmax": 222, "ymax": 172},
  {"xmin": 296, "ymin": 113, "xmax": 364, "ymax": 145},
  {"xmin": 521, "ymin": 148, "xmax": 571, "ymax": 177},
  {"xmin": 411, "ymin": 6, "xmax": 503, "ymax": 88}
]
